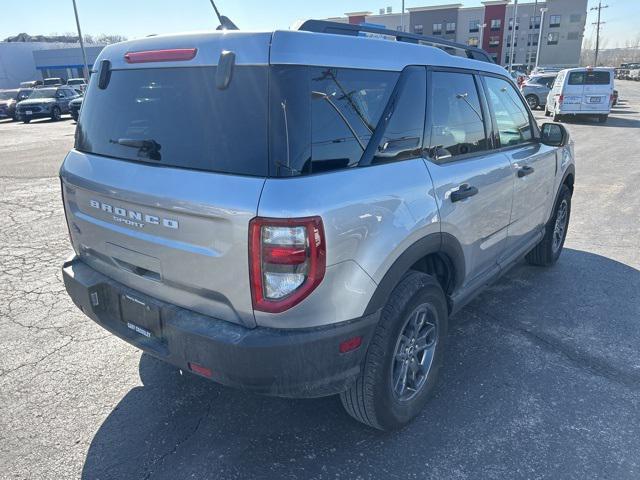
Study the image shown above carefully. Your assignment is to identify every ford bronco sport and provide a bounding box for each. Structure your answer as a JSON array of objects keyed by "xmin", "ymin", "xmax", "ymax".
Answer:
[{"xmin": 61, "ymin": 21, "xmax": 575, "ymax": 430}]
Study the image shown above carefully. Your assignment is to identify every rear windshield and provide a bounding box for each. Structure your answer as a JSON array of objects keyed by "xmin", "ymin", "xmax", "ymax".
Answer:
[
  {"xmin": 567, "ymin": 71, "xmax": 611, "ymax": 85},
  {"xmin": 75, "ymin": 66, "xmax": 268, "ymax": 176}
]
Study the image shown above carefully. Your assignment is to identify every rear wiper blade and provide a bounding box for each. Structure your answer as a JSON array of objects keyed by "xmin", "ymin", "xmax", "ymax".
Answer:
[{"xmin": 110, "ymin": 138, "xmax": 161, "ymax": 161}]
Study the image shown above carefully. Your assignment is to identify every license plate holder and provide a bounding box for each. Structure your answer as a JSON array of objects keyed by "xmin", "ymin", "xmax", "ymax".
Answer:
[
  {"xmin": 120, "ymin": 293, "xmax": 161, "ymax": 338},
  {"xmin": 25, "ymin": 110, "xmax": 33, "ymax": 115},
  {"xmin": 588, "ymin": 97, "xmax": 602, "ymax": 104}
]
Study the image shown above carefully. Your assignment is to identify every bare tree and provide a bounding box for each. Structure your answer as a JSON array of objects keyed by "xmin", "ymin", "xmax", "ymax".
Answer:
[{"xmin": 95, "ymin": 34, "xmax": 128, "ymax": 44}]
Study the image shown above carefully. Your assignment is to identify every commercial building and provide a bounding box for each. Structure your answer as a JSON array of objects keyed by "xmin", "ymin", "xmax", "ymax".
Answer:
[
  {"xmin": 325, "ymin": 0, "xmax": 588, "ymax": 69},
  {"xmin": 0, "ymin": 42, "xmax": 104, "ymax": 89},
  {"xmin": 33, "ymin": 46, "xmax": 104, "ymax": 80}
]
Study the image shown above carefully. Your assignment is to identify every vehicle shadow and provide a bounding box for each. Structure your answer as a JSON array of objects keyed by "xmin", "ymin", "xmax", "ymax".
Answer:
[
  {"xmin": 19, "ymin": 117, "xmax": 73, "ymax": 124},
  {"xmin": 562, "ymin": 115, "xmax": 640, "ymax": 128},
  {"xmin": 81, "ymin": 248, "xmax": 640, "ymax": 480}
]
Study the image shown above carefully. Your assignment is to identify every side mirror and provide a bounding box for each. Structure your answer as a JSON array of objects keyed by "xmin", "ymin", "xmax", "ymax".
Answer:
[{"xmin": 540, "ymin": 122, "xmax": 569, "ymax": 147}]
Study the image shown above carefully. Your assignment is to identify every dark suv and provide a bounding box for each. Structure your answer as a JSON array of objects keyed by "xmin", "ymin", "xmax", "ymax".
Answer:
[{"xmin": 16, "ymin": 86, "xmax": 80, "ymax": 123}]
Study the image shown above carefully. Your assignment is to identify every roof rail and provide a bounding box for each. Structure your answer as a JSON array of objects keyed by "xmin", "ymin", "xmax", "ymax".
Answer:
[{"xmin": 298, "ymin": 20, "xmax": 494, "ymax": 64}]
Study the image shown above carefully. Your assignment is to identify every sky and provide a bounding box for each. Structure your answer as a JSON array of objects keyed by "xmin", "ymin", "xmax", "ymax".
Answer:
[{"xmin": 3, "ymin": 0, "xmax": 639, "ymax": 49}]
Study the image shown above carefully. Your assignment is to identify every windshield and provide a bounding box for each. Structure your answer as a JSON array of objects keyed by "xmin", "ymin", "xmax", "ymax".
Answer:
[
  {"xmin": 17, "ymin": 90, "xmax": 32, "ymax": 101},
  {"xmin": 76, "ymin": 66, "xmax": 269, "ymax": 175},
  {"xmin": 28, "ymin": 88, "xmax": 57, "ymax": 99},
  {"xmin": 0, "ymin": 90, "xmax": 17, "ymax": 101},
  {"xmin": 68, "ymin": 79, "xmax": 84, "ymax": 85}
]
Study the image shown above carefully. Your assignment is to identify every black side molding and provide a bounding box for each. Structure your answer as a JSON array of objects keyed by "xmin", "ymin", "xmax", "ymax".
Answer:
[{"xmin": 364, "ymin": 232, "xmax": 466, "ymax": 315}]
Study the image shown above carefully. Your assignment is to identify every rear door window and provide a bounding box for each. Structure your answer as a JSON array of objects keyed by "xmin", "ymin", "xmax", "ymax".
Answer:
[
  {"xmin": 75, "ymin": 66, "xmax": 269, "ymax": 176},
  {"xmin": 428, "ymin": 71, "xmax": 488, "ymax": 160}
]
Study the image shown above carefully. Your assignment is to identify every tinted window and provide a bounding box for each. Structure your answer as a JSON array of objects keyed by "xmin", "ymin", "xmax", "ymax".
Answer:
[
  {"xmin": 309, "ymin": 67, "xmax": 398, "ymax": 172},
  {"xmin": 429, "ymin": 71, "xmax": 488, "ymax": 160},
  {"xmin": 76, "ymin": 66, "xmax": 268, "ymax": 176},
  {"xmin": 568, "ymin": 71, "xmax": 610, "ymax": 85},
  {"xmin": 374, "ymin": 67, "xmax": 426, "ymax": 164},
  {"xmin": 484, "ymin": 76, "xmax": 533, "ymax": 147}
]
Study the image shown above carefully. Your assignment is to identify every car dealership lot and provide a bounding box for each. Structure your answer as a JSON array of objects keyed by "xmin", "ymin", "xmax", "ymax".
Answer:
[{"xmin": 1, "ymin": 82, "xmax": 639, "ymax": 480}]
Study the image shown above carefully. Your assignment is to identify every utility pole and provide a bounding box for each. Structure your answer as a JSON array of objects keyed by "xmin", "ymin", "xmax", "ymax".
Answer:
[
  {"xmin": 72, "ymin": 0, "xmax": 90, "ymax": 81},
  {"xmin": 508, "ymin": 0, "xmax": 518, "ymax": 72},
  {"xmin": 591, "ymin": 1, "xmax": 608, "ymax": 66},
  {"xmin": 534, "ymin": 7, "xmax": 547, "ymax": 70}
]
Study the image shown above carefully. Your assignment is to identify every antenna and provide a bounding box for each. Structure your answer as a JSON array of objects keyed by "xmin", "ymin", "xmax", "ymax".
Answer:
[{"xmin": 208, "ymin": 0, "xmax": 239, "ymax": 30}]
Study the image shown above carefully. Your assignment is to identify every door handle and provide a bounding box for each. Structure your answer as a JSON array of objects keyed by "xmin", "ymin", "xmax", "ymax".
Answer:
[
  {"xmin": 517, "ymin": 165, "xmax": 535, "ymax": 178},
  {"xmin": 451, "ymin": 184, "xmax": 478, "ymax": 203}
]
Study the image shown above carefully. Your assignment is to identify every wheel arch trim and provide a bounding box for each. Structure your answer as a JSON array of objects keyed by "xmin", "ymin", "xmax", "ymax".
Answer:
[{"xmin": 364, "ymin": 232, "xmax": 465, "ymax": 316}]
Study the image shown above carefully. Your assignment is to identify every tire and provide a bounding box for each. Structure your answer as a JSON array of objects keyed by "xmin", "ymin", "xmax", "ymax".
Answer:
[
  {"xmin": 340, "ymin": 271, "xmax": 448, "ymax": 430},
  {"xmin": 23, "ymin": 118, "xmax": 31, "ymax": 124},
  {"xmin": 544, "ymin": 106, "xmax": 551, "ymax": 117},
  {"xmin": 51, "ymin": 106, "xmax": 61, "ymax": 121},
  {"xmin": 598, "ymin": 114, "xmax": 608, "ymax": 123},
  {"xmin": 553, "ymin": 113, "xmax": 562, "ymax": 122},
  {"xmin": 71, "ymin": 111, "xmax": 78, "ymax": 122},
  {"xmin": 525, "ymin": 94, "xmax": 539, "ymax": 110},
  {"xmin": 526, "ymin": 185, "xmax": 572, "ymax": 267}
]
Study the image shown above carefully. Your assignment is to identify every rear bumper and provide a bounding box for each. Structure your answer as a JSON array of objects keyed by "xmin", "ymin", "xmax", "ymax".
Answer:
[{"xmin": 62, "ymin": 256, "xmax": 379, "ymax": 398}]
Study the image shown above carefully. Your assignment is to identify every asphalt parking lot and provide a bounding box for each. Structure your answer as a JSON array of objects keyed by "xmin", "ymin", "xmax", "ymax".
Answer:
[{"xmin": 1, "ymin": 81, "xmax": 639, "ymax": 480}]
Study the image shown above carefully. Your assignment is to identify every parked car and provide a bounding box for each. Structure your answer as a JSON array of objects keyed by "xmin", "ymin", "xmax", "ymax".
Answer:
[
  {"xmin": 19, "ymin": 80, "xmax": 43, "ymax": 88},
  {"xmin": 0, "ymin": 89, "xmax": 20, "ymax": 120},
  {"xmin": 61, "ymin": 21, "xmax": 575, "ymax": 430},
  {"xmin": 69, "ymin": 96, "xmax": 83, "ymax": 121},
  {"xmin": 43, "ymin": 77, "xmax": 64, "ymax": 86},
  {"xmin": 0, "ymin": 88, "xmax": 33, "ymax": 120},
  {"xmin": 67, "ymin": 78, "xmax": 87, "ymax": 93},
  {"xmin": 545, "ymin": 67, "xmax": 614, "ymax": 123},
  {"xmin": 16, "ymin": 86, "xmax": 80, "ymax": 123},
  {"xmin": 521, "ymin": 73, "xmax": 557, "ymax": 109}
]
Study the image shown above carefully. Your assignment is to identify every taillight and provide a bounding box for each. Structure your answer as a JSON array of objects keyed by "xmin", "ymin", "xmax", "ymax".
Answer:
[
  {"xmin": 249, "ymin": 217, "xmax": 326, "ymax": 313},
  {"xmin": 558, "ymin": 94, "xmax": 564, "ymax": 105}
]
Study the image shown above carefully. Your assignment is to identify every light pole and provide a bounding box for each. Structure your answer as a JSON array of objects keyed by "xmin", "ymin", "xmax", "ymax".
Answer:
[
  {"xmin": 534, "ymin": 7, "xmax": 547, "ymax": 70},
  {"xmin": 508, "ymin": 0, "xmax": 519, "ymax": 72},
  {"xmin": 401, "ymin": 0, "xmax": 405, "ymax": 32},
  {"xmin": 72, "ymin": 0, "xmax": 90, "ymax": 81},
  {"xmin": 478, "ymin": 22, "xmax": 486, "ymax": 48}
]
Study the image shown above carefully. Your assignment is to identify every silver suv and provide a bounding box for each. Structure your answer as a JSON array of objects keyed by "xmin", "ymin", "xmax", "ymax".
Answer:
[
  {"xmin": 61, "ymin": 22, "xmax": 575, "ymax": 430},
  {"xmin": 521, "ymin": 73, "xmax": 557, "ymax": 110}
]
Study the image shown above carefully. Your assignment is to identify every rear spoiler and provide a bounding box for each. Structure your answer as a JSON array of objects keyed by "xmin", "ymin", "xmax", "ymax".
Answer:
[{"xmin": 299, "ymin": 20, "xmax": 494, "ymax": 64}]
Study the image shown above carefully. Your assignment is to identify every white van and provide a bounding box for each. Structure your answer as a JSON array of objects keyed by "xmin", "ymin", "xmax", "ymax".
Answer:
[{"xmin": 545, "ymin": 67, "xmax": 614, "ymax": 123}]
